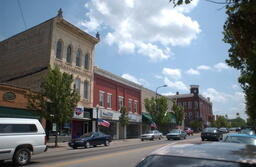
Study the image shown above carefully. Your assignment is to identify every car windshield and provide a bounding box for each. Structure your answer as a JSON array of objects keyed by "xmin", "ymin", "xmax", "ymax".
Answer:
[
  {"xmin": 170, "ymin": 130, "xmax": 180, "ymax": 133},
  {"xmin": 80, "ymin": 132, "xmax": 94, "ymax": 138},
  {"xmin": 224, "ymin": 136, "xmax": 256, "ymax": 146},
  {"xmin": 146, "ymin": 131, "xmax": 154, "ymax": 134},
  {"xmin": 203, "ymin": 128, "xmax": 217, "ymax": 133},
  {"xmin": 136, "ymin": 155, "xmax": 250, "ymax": 167}
]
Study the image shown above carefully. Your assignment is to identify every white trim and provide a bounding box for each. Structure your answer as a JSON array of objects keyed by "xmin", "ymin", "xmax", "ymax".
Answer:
[
  {"xmin": 107, "ymin": 93, "xmax": 112, "ymax": 95},
  {"xmin": 118, "ymin": 96, "xmax": 124, "ymax": 99},
  {"xmin": 99, "ymin": 90, "xmax": 105, "ymax": 93}
]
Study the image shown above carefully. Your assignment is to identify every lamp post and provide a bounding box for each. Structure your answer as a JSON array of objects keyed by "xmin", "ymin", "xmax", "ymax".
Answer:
[
  {"xmin": 155, "ymin": 84, "xmax": 167, "ymax": 116},
  {"xmin": 96, "ymin": 104, "xmax": 99, "ymax": 132}
]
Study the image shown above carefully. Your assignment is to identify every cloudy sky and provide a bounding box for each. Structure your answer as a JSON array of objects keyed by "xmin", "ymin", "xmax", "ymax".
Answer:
[{"xmin": 1, "ymin": 0, "xmax": 246, "ymax": 119}]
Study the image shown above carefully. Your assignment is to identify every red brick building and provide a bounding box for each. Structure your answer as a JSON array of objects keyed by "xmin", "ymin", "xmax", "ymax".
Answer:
[
  {"xmin": 93, "ymin": 67, "xmax": 142, "ymax": 139},
  {"xmin": 169, "ymin": 85, "xmax": 213, "ymax": 128}
]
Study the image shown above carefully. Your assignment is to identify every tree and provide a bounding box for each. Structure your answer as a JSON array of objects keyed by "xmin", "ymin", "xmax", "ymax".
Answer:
[
  {"xmin": 144, "ymin": 96, "xmax": 170, "ymax": 132},
  {"xmin": 212, "ymin": 116, "xmax": 230, "ymax": 128},
  {"xmin": 172, "ymin": 101, "xmax": 184, "ymax": 127},
  {"xmin": 27, "ymin": 66, "xmax": 80, "ymax": 147},
  {"xmin": 119, "ymin": 106, "xmax": 129, "ymax": 140},
  {"xmin": 189, "ymin": 120, "xmax": 202, "ymax": 132},
  {"xmin": 169, "ymin": 0, "xmax": 256, "ymax": 127},
  {"xmin": 230, "ymin": 117, "xmax": 246, "ymax": 128}
]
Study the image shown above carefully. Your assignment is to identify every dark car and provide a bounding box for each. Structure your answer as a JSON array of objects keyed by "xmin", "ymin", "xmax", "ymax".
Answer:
[
  {"xmin": 135, "ymin": 142, "xmax": 256, "ymax": 167},
  {"xmin": 166, "ymin": 129, "xmax": 187, "ymax": 140},
  {"xmin": 68, "ymin": 131, "xmax": 112, "ymax": 149},
  {"xmin": 218, "ymin": 127, "xmax": 229, "ymax": 133},
  {"xmin": 223, "ymin": 133, "xmax": 256, "ymax": 146},
  {"xmin": 201, "ymin": 128, "xmax": 223, "ymax": 141}
]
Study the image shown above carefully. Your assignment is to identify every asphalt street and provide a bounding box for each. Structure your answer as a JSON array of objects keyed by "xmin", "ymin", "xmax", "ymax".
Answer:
[{"xmin": 2, "ymin": 135, "xmax": 202, "ymax": 167}]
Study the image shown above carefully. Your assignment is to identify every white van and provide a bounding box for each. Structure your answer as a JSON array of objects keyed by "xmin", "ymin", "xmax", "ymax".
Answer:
[{"xmin": 0, "ymin": 118, "xmax": 47, "ymax": 166}]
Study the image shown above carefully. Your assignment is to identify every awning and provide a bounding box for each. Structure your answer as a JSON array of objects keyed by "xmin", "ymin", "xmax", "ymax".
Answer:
[
  {"xmin": 0, "ymin": 106, "xmax": 40, "ymax": 119},
  {"xmin": 142, "ymin": 112, "xmax": 153, "ymax": 124}
]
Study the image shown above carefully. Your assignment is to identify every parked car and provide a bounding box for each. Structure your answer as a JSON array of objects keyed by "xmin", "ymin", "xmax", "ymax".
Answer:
[
  {"xmin": 166, "ymin": 129, "xmax": 187, "ymax": 140},
  {"xmin": 135, "ymin": 142, "xmax": 256, "ymax": 167},
  {"xmin": 69, "ymin": 131, "xmax": 112, "ymax": 149},
  {"xmin": 223, "ymin": 133, "xmax": 256, "ymax": 146},
  {"xmin": 218, "ymin": 127, "xmax": 229, "ymax": 133},
  {"xmin": 240, "ymin": 128, "xmax": 255, "ymax": 135},
  {"xmin": 229, "ymin": 127, "xmax": 237, "ymax": 131},
  {"xmin": 184, "ymin": 127, "xmax": 194, "ymax": 136},
  {"xmin": 141, "ymin": 130, "xmax": 162, "ymax": 141},
  {"xmin": 0, "ymin": 118, "xmax": 47, "ymax": 166},
  {"xmin": 201, "ymin": 127, "xmax": 223, "ymax": 141}
]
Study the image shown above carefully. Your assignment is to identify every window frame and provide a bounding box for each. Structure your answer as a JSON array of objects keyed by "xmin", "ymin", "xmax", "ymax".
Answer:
[{"xmin": 56, "ymin": 40, "xmax": 63, "ymax": 59}]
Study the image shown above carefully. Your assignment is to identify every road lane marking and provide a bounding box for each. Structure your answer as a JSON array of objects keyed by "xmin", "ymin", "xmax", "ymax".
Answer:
[{"xmin": 40, "ymin": 143, "xmax": 168, "ymax": 167}]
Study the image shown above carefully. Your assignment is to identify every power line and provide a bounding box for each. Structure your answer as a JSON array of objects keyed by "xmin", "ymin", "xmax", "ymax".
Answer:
[{"xmin": 17, "ymin": 0, "xmax": 27, "ymax": 29}]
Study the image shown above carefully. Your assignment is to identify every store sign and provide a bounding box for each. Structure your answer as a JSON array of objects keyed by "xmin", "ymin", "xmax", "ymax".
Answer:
[
  {"xmin": 128, "ymin": 113, "xmax": 142, "ymax": 122},
  {"xmin": 101, "ymin": 110, "xmax": 113, "ymax": 119},
  {"xmin": 3, "ymin": 92, "xmax": 16, "ymax": 101},
  {"xmin": 73, "ymin": 106, "xmax": 84, "ymax": 119},
  {"xmin": 93, "ymin": 108, "xmax": 121, "ymax": 120}
]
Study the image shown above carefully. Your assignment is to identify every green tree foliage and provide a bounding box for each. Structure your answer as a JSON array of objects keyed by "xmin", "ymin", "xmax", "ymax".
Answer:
[
  {"xmin": 169, "ymin": 0, "xmax": 256, "ymax": 127},
  {"xmin": 144, "ymin": 96, "xmax": 170, "ymax": 131},
  {"xmin": 189, "ymin": 120, "xmax": 202, "ymax": 131},
  {"xmin": 230, "ymin": 117, "xmax": 246, "ymax": 128},
  {"xmin": 27, "ymin": 66, "xmax": 80, "ymax": 146},
  {"xmin": 119, "ymin": 106, "xmax": 129, "ymax": 139},
  {"xmin": 172, "ymin": 101, "xmax": 184, "ymax": 126},
  {"xmin": 212, "ymin": 116, "xmax": 230, "ymax": 128}
]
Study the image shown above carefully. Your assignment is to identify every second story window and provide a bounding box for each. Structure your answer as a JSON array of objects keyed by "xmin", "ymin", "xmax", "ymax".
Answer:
[
  {"xmin": 188, "ymin": 101, "xmax": 192, "ymax": 109},
  {"xmin": 74, "ymin": 78, "xmax": 81, "ymax": 94},
  {"xmin": 56, "ymin": 40, "xmax": 62, "ymax": 59},
  {"xmin": 99, "ymin": 91, "xmax": 104, "ymax": 107},
  {"xmin": 83, "ymin": 81, "xmax": 89, "ymax": 99},
  {"xmin": 118, "ymin": 96, "xmax": 124, "ymax": 110},
  {"xmin": 107, "ymin": 93, "xmax": 112, "ymax": 109},
  {"xmin": 128, "ymin": 99, "xmax": 132, "ymax": 112},
  {"xmin": 76, "ymin": 50, "xmax": 81, "ymax": 67},
  {"xmin": 66, "ymin": 45, "xmax": 72, "ymax": 63},
  {"xmin": 84, "ymin": 53, "xmax": 89, "ymax": 69},
  {"xmin": 194, "ymin": 101, "xmax": 199, "ymax": 109},
  {"xmin": 134, "ymin": 101, "xmax": 138, "ymax": 113}
]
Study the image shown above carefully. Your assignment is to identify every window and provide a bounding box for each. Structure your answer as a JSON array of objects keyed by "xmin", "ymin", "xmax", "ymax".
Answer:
[
  {"xmin": 134, "ymin": 101, "xmax": 138, "ymax": 113},
  {"xmin": 76, "ymin": 50, "xmax": 81, "ymax": 67},
  {"xmin": 66, "ymin": 45, "xmax": 72, "ymax": 63},
  {"xmin": 83, "ymin": 81, "xmax": 89, "ymax": 99},
  {"xmin": 128, "ymin": 99, "xmax": 132, "ymax": 112},
  {"xmin": 183, "ymin": 102, "xmax": 187, "ymax": 109},
  {"xmin": 75, "ymin": 78, "xmax": 81, "ymax": 94},
  {"xmin": 107, "ymin": 93, "xmax": 112, "ymax": 108},
  {"xmin": 56, "ymin": 40, "xmax": 62, "ymax": 59},
  {"xmin": 118, "ymin": 96, "xmax": 124, "ymax": 110},
  {"xmin": 188, "ymin": 101, "xmax": 192, "ymax": 109},
  {"xmin": 194, "ymin": 101, "xmax": 198, "ymax": 109},
  {"xmin": 99, "ymin": 91, "xmax": 104, "ymax": 107},
  {"xmin": 0, "ymin": 124, "xmax": 37, "ymax": 133},
  {"xmin": 84, "ymin": 53, "xmax": 89, "ymax": 69}
]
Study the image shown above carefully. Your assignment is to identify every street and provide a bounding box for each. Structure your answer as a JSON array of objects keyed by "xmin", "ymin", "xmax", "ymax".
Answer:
[{"xmin": 2, "ymin": 135, "xmax": 201, "ymax": 167}]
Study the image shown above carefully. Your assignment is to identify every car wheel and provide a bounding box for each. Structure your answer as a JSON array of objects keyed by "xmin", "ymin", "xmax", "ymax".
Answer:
[
  {"xmin": 0, "ymin": 160, "xmax": 4, "ymax": 164},
  {"xmin": 167, "ymin": 138, "xmax": 170, "ymax": 140},
  {"xmin": 151, "ymin": 136, "xmax": 155, "ymax": 141},
  {"xmin": 141, "ymin": 139, "xmax": 144, "ymax": 141},
  {"xmin": 184, "ymin": 135, "xmax": 186, "ymax": 139},
  {"xmin": 159, "ymin": 136, "xmax": 161, "ymax": 140},
  {"xmin": 201, "ymin": 138, "xmax": 204, "ymax": 141},
  {"xmin": 104, "ymin": 140, "xmax": 110, "ymax": 146},
  {"xmin": 72, "ymin": 146, "xmax": 77, "ymax": 149},
  {"xmin": 13, "ymin": 148, "xmax": 31, "ymax": 166},
  {"xmin": 85, "ymin": 142, "xmax": 90, "ymax": 148}
]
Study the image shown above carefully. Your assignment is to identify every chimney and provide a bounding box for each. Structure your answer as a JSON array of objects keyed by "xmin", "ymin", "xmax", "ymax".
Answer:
[{"xmin": 176, "ymin": 92, "xmax": 179, "ymax": 95}]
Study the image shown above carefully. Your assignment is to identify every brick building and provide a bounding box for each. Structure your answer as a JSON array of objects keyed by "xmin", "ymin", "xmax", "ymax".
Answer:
[
  {"xmin": 93, "ymin": 67, "xmax": 142, "ymax": 139},
  {"xmin": 0, "ymin": 10, "xmax": 98, "ymax": 139},
  {"xmin": 169, "ymin": 85, "xmax": 213, "ymax": 128}
]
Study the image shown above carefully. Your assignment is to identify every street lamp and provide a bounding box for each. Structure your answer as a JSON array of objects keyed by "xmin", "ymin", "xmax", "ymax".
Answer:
[
  {"xmin": 155, "ymin": 84, "xmax": 167, "ymax": 113},
  {"xmin": 96, "ymin": 104, "xmax": 99, "ymax": 132}
]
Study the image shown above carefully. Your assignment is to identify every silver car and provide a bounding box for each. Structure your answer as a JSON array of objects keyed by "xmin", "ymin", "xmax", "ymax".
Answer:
[
  {"xmin": 141, "ymin": 130, "xmax": 162, "ymax": 141},
  {"xmin": 0, "ymin": 118, "xmax": 47, "ymax": 166},
  {"xmin": 166, "ymin": 129, "xmax": 187, "ymax": 140}
]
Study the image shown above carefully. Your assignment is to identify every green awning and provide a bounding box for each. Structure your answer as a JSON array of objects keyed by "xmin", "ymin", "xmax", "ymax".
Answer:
[
  {"xmin": 142, "ymin": 112, "xmax": 153, "ymax": 124},
  {"xmin": 0, "ymin": 106, "xmax": 40, "ymax": 119},
  {"xmin": 169, "ymin": 112, "xmax": 176, "ymax": 124}
]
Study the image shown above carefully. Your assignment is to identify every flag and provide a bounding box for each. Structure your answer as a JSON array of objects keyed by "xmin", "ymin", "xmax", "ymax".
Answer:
[
  {"xmin": 98, "ymin": 119, "xmax": 110, "ymax": 128},
  {"xmin": 150, "ymin": 122, "xmax": 157, "ymax": 129}
]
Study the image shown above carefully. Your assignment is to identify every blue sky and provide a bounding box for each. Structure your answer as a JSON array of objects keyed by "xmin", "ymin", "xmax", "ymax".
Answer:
[{"xmin": 0, "ymin": 0, "xmax": 246, "ymax": 119}]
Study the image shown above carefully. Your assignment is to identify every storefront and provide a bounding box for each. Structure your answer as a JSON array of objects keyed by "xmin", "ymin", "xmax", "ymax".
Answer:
[
  {"xmin": 142, "ymin": 112, "xmax": 153, "ymax": 134},
  {"xmin": 127, "ymin": 113, "xmax": 142, "ymax": 138},
  {"xmin": 71, "ymin": 106, "xmax": 92, "ymax": 139}
]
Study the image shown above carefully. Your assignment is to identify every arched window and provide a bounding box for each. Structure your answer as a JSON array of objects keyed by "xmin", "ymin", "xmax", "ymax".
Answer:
[
  {"xmin": 74, "ymin": 78, "xmax": 81, "ymax": 94},
  {"xmin": 56, "ymin": 40, "xmax": 62, "ymax": 59},
  {"xmin": 83, "ymin": 80, "xmax": 89, "ymax": 99},
  {"xmin": 76, "ymin": 50, "xmax": 81, "ymax": 67},
  {"xmin": 66, "ymin": 45, "xmax": 72, "ymax": 63},
  {"xmin": 84, "ymin": 53, "xmax": 89, "ymax": 69}
]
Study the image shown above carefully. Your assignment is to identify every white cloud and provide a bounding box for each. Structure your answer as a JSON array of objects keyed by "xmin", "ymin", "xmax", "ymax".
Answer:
[
  {"xmin": 197, "ymin": 65, "xmax": 211, "ymax": 70},
  {"xmin": 214, "ymin": 62, "xmax": 230, "ymax": 72},
  {"xmin": 202, "ymin": 88, "xmax": 230, "ymax": 103},
  {"xmin": 232, "ymin": 84, "xmax": 239, "ymax": 89},
  {"xmin": 121, "ymin": 73, "xmax": 149, "ymax": 86},
  {"xmin": 186, "ymin": 68, "xmax": 200, "ymax": 75},
  {"xmin": 81, "ymin": 0, "xmax": 200, "ymax": 62},
  {"xmin": 154, "ymin": 75, "xmax": 163, "ymax": 80},
  {"xmin": 162, "ymin": 92, "xmax": 175, "ymax": 96},
  {"xmin": 162, "ymin": 68, "xmax": 182, "ymax": 80},
  {"xmin": 164, "ymin": 77, "xmax": 188, "ymax": 91}
]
